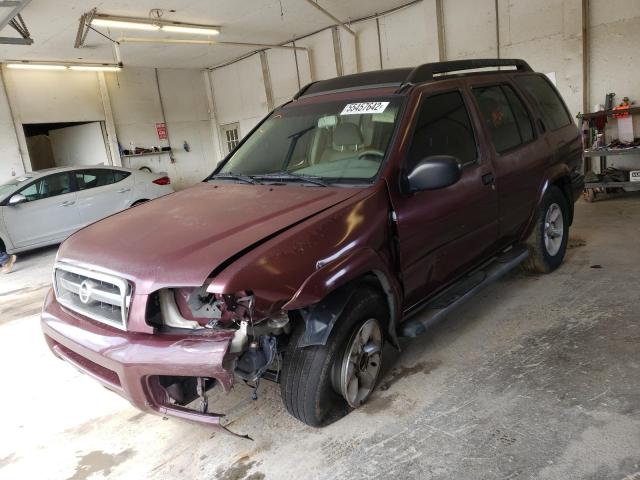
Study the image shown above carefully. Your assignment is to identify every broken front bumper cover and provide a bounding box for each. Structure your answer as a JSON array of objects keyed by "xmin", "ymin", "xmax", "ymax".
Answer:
[{"xmin": 40, "ymin": 288, "xmax": 245, "ymax": 436}]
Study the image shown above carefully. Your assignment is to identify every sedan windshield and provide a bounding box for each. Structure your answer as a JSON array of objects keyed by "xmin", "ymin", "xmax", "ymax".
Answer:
[
  {"xmin": 0, "ymin": 175, "xmax": 32, "ymax": 200},
  {"xmin": 216, "ymin": 97, "xmax": 402, "ymax": 184}
]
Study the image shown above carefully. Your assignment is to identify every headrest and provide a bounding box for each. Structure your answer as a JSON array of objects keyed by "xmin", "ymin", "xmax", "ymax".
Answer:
[{"xmin": 333, "ymin": 123, "xmax": 363, "ymax": 148}]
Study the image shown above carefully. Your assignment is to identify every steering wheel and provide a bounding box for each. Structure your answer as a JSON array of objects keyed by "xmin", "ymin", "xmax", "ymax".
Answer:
[{"xmin": 358, "ymin": 149, "xmax": 385, "ymax": 161}]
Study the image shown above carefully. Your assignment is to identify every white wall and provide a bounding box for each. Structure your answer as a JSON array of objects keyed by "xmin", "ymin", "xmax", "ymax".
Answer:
[
  {"xmin": 0, "ymin": 66, "xmax": 217, "ymax": 190},
  {"xmin": 0, "ymin": 71, "xmax": 22, "ymax": 184},
  {"xmin": 49, "ymin": 122, "xmax": 110, "ymax": 167}
]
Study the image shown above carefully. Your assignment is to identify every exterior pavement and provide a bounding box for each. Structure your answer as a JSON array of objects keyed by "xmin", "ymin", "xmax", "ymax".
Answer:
[{"xmin": 0, "ymin": 196, "xmax": 638, "ymax": 480}]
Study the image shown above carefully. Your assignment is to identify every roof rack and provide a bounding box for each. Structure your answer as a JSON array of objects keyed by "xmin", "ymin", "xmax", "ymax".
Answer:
[
  {"xmin": 293, "ymin": 58, "xmax": 533, "ymax": 100},
  {"xmin": 404, "ymin": 58, "xmax": 532, "ymax": 84}
]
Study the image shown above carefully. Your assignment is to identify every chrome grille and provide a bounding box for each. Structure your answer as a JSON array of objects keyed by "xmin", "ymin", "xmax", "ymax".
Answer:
[{"xmin": 53, "ymin": 262, "xmax": 131, "ymax": 330}]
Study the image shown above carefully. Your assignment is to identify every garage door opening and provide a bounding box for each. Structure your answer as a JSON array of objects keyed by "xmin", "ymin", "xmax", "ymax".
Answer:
[{"xmin": 23, "ymin": 121, "xmax": 111, "ymax": 171}]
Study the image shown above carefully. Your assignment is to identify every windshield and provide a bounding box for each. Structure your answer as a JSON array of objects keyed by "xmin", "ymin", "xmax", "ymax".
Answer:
[
  {"xmin": 217, "ymin": 97, "xmax": 402, "ymax": 184},
  {"xmin": 0, "ymin": 175, "xmax": 32, "ymax": 199}
]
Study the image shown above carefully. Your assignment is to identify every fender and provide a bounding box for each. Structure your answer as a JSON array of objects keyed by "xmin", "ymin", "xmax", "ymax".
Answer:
[
  {"xmin": 520, "ymin": 163, "xmax": 571, "ymax": 241},
  {"xmin": 283, "ymin": 247, "xmax": 402, "ymax": 348}
]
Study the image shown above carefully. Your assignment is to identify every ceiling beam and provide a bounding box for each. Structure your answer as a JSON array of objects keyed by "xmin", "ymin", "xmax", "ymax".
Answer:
[
  {"xmin": 0, "ymin": 35, "xmax": 31, "ymax": 44},
  {"xmin": 117, "ymin": 36, "xmax": 308, "ymax": 51},
  {"xmin": 0, "ymin": 0, "xmax": 30, "ymax": 32},
  {"xmin": 304, "ymin": 0, "xmax": 355, "ymax": 36}
]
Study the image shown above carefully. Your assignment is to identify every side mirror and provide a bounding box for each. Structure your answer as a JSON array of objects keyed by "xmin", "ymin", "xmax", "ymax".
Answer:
[
  {"xmin": 406, "ymin": 155, "xmax": 462, "ymax": 193},
  {"xmin": 8, "ymin": 193, "xmax": 27, "ymax": 206}
]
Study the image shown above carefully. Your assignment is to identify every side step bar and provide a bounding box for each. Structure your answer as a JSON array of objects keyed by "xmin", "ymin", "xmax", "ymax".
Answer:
[{"xmin": 400, "ymin": 245, "xmax": 529, "ymax": 338}]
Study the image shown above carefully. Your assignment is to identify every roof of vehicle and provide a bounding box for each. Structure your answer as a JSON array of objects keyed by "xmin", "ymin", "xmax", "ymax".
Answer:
[
  {"xmin": 23, "ymin": 164, "xmax": 133, "ymax": 178},
  {"xmin": 294, "ymin": 58, "xmax": 533, "ymax": 100}
]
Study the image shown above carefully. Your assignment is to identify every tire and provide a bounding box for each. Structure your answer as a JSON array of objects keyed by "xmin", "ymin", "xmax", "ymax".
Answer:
[
  {"xmin": 130, "ymin": 200, "xmax": 148, "ymax": 208},
  {"xmin": 524, "ymin": 185, "xmax": 569, "ymax": 273},
  {"xmin": 280, "ymin": 286, "xmax": 387, "ymax": 427}
]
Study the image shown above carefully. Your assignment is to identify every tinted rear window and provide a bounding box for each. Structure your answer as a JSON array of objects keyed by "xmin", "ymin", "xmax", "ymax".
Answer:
[{"xmin": 515, "ymin": 75, "xmax": 571, "ymax": 130}]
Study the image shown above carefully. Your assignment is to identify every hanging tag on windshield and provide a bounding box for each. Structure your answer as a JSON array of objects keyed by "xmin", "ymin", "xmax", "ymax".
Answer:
[{"xmin": 341, "ymin": 102, "xmax": 389, "ymax": 115}]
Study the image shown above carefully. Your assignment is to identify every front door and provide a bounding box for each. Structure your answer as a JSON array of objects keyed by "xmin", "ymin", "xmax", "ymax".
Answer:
[
  {"xmin": 391, "ymin": 87, "xmax": 500, "ymax": 308},
  {"xmin": 4, "ymin": 171, "xmax": 80, "ymax": 248}
]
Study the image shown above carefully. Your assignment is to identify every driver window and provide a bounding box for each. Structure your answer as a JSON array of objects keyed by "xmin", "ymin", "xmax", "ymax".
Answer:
[
  {"xmin": 407, "ymin": 91, "xmax": 477, "ymax": 171},
  {"xmin": 20, "ymin": 173, "xmax": 71, "ymax": 202}
]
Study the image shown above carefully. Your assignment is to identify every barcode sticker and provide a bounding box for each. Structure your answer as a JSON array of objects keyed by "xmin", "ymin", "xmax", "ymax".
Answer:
[{"xmin": 341, "ymin": 102, "xmax": 389, "ymax": 115}]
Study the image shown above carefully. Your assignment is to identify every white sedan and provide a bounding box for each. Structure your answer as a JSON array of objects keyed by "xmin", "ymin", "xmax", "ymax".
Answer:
[{"xmin": 0, "ymin": 166, "xmax": 174, "ymax": 254}]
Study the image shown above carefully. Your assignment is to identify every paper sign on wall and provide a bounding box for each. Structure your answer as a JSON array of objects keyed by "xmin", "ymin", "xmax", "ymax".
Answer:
[
  {"xmin": 341, "ymin": 102, "xmax": 389, "ymax": 115},
  {"xmin": 156, "ymin": 122, "xmax": 168, "ymax": 140}
]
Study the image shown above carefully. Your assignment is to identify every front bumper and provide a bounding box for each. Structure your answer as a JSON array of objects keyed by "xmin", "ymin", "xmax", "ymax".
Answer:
[{"xmin": 41, "ymin": 288, "xmax": 237, "ymax": 431}]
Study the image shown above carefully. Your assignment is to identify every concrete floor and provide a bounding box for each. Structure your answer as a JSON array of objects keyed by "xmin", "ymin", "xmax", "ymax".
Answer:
[{"xmin": 1, "ymin": 196, "xmax": 639, "ymax": 480}]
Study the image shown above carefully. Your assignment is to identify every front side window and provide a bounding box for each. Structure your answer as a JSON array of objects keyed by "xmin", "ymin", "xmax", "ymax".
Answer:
[
  {"xmin": 20, "ymin": 173, "xmax": 71, "ymax": 202},
  {"xmin": 76, "ymin": 169, "xmax": 129, "ymax": 190},
  {"xmin": 515, "ymin": 75, "xmax": 571, "ymax": 130},
  {"xmin": 217, "ymin": 97, "xmax": 402, "ymax": 183},
  {"xmin": 473, "ymin": 85, "xmax": 533, "ymax": 153},
  {"xmin": 407, "ymin": 91, "xmax": 477, "ymax": 171}
]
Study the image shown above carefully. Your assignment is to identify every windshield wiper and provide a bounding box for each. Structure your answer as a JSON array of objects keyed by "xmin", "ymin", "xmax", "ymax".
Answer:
[
  {"xmin": 208, "ymin": 173, "xmax": 259, "ymax": 185},
  {"xmin": 254, "ymin": 172, "xmax": 328, "ymax": 187}
]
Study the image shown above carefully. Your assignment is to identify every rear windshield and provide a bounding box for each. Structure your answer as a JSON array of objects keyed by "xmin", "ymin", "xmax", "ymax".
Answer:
[{"xmin": 217, "ymin": 97, "xmax": 402, "ymax": 183}]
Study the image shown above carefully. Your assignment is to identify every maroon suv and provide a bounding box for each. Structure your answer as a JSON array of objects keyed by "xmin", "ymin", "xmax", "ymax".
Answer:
[{"xmin": 42, "ymin": 59, "xmax": 583, "ymax": 432}]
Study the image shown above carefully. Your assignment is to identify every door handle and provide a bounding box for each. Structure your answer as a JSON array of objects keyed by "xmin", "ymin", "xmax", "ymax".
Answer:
[
  {"xmin": 60, "ymin": 200, "xmax": 76, "ymax": 207},
  {"xmin": 481, "ymin": 172, "xmax": 495, "ymax": 185},
  {"xmin": 117, "ymin": 188, "xmax": 131, "ymax": 193}
]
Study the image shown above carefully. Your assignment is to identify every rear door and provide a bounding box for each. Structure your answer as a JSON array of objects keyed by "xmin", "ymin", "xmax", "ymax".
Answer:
[
  {"xmin": 467, "ymin": 79, "xmax": 547, "ymax": 243},
  {"xmin": 3, "ymin": 172, "xmax": 80, "ymax": 248},
  {"xmin": 74, "ymin": 168, "xmax": 133, "ymax": 225},
  {"xmin": 514, "ymin": 74, "xmax": 582, "ymax": 173},
  {"xmin": 391, "ymin": 86, "xmax": 500, "ymax": 307}
]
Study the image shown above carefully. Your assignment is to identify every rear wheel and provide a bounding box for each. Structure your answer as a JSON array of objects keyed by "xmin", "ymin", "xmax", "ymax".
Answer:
[
  {"xmin": 280, "ymin": 287, "xmax": 387, "ymax": 427},
  {"xmin": 524, "ymin": 185, "xmax": 569, "ymax": 273}
]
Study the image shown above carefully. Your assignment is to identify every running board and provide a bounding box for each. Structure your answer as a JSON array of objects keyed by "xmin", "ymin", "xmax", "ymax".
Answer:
[{"xmin": 400, "ymin": 245, "xmax": 529, "ymax": 338}]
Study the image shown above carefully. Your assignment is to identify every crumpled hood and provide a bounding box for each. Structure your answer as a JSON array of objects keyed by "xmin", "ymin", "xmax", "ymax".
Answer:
[{"xmin": 58, "ymin": 182, "xmax": 360, "ymax": 294}]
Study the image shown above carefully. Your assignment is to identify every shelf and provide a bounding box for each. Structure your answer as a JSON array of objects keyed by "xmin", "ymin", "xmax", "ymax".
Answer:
[
  {"xmin": 578, "ymin": 106, "xmax": 640, "ymax": 120},
  {"xmin": 585, "ymin": 181, "xmax": 640, "ymax": 188},
  {"xmin": 583, "ymin": 148, "xmax": 640, "ymax": 157},
  {"xmin": 121, "ymin": 150, "xmax": 172, "ymax": 158}
]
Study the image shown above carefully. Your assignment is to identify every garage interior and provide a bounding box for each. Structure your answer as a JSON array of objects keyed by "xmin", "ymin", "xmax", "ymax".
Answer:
[{"xmin": 1, "ymin": 1, "xmax": 639, "ymax": 479}]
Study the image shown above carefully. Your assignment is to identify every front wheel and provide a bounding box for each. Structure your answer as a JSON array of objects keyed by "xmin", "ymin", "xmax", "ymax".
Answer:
[
  {"xmin": 280, "ymin": 287, "xmax": 387, "ymax": 427},
  {"xmin": 524, "ymin": 185, "xmax": 569, "ymax": 273}
]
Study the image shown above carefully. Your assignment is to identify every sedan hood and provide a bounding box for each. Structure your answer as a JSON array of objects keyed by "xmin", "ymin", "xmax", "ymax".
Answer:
[{"xmin": 58, "ymin": 182, "xmax": 361, "ymax": 294}]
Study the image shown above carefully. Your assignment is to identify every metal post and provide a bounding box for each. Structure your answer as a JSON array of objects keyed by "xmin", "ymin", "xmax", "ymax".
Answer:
[
  {"xmin": 259, "ymin": 51, "xmax": 275, "ymax": 111},
  {"xmin": 436, "ymin": 0, "xmax": 446, "ymax": 61},
  {"xmin": 375, "ymin": 15, "xmax": 383, "ymax": 70},
  {"xmin": 582, "ymin": 0, "xmax": 590, "ymax": 113},
  {"xmin": 292, "ymin": 39, "xmax": 301, "ymax": 90},
  {"xmin": 0, "ymin": 65, "xmax": 27, "ymax": 174},
  {"xmin": 203, "ymin": 70, "xmax": 224, "ymax": 164},
  {"xmin": 332, "ymin": 26, "xmax": 344, "ymax": 77},
  {"xmin": 495, "ymin": 0, "xmax": 500, "ymax": 60},
  {"xmin": 97, "ymin": 71, "xmax": 121, "ymax": 166},
  {"xmin": 154, "ymin": 68, "xmax": 174, "ymax": 162}
]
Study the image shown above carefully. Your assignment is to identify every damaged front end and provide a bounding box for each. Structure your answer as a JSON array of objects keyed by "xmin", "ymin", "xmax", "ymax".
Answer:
[{"xmin": 145, "ymin": 285, "xmax": 289, "ymax": 428}]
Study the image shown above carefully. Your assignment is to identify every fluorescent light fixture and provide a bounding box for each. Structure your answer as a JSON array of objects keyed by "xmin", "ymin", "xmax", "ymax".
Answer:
[
  {"xmin": 69, "ymin": 65, "xmax": 122, "ymax": 72},
  {"xmin": 91, "ymin": 18, "xmax": 160, "ymax": 31},
  {"xmin": 7, "ymin": 63, "xmax": 67, "ymax": 70},
  {"xmin": 161, "ymin": 25, "xmax": 220, "ymax": 35}
]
